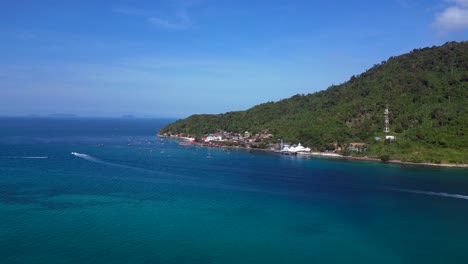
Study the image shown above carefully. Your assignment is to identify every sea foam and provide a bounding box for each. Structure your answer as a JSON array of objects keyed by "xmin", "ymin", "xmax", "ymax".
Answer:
[
  {"xmin": 387, "ymin": 187, "xmax": 468, "ymax": 200},
  {"xmin": 71, "ymin": 152, "xmax": 150, "ymax": 172},
  {"xmin": 0, "ymin": 156, "xmax": 48, "ymax": 159}
]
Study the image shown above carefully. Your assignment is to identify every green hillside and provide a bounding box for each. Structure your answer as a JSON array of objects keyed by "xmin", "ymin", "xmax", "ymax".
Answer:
[{"xmin": 159, "ymin": 41, "xmax": 468, "ymax": 164}]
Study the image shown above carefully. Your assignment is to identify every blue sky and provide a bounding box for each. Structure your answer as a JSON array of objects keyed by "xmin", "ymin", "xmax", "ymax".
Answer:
[{"xmin": 1, "ymin": 0, "xmax": 467, "ymax": 118}]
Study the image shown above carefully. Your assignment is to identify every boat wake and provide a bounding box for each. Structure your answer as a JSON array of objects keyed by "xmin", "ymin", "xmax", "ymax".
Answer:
[
  {"xmin": 71, "ymin": 152, "xmax": 103, "ymax": 163},
  {"xmin": 70, "ymin": 152, "xmax": 150, "ymax": 172},
  {"xmin": 386, "ymin": 187, "xmax": 468, "ymax": 200},
  {"xmin": 0, "ymin": 156, "xmax": 48, "ymax": 159}
]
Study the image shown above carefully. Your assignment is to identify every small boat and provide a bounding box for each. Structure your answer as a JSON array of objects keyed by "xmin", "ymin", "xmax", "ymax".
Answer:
[{"xmin": 71, "ymin": 152, "xmax": 78, "ymax": 155}]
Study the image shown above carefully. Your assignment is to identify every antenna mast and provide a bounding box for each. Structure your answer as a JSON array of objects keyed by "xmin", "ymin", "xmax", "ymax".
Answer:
[{"xmin": 384, "ymin": 108, "xmax": 389, "ymax": 136}]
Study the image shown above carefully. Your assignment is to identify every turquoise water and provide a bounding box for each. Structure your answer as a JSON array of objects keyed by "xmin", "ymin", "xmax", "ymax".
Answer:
[{"xmin": 0, "ymin": 117, "xmax": 467, "ymax": 263}]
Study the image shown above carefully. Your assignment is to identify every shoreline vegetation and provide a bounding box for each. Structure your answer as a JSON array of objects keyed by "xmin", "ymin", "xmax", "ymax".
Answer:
[
  {"xmin": 158, "ymin": 42, "xmax": 467, "ymax": 166},
  {"xmin": 158, "ymin": 135, "xmax": 467, "ymax": 168}
]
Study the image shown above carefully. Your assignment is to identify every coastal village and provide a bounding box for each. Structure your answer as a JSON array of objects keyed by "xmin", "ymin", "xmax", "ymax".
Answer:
[
  {"xmin": 162, "ymin": 130, "xmax": 355, "ymax": 157},
  {"xmin": 159, "ymin": 108, "xmax": 397, "ymax": 157}
]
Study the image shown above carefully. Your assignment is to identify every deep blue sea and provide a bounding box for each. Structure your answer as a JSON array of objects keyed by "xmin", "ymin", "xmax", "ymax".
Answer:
[{"xmin": 0, "ymin": 117, "xmax": 467, "ymax": 263}]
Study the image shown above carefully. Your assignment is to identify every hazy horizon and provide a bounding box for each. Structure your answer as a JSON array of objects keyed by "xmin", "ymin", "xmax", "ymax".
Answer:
[{"xmin": 0, "ymin": 113, "xmax": 180, "ymax": 119}]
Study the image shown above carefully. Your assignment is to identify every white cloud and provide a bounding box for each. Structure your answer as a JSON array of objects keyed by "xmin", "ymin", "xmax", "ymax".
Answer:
[
  {"xmin": 148, "ymin": 8, "xmax": 190, "ymax": 30},
  {"xmin": 396, "ymin": 0, "xmax": 415, "ymax": 9},
  {"xmin": 114, "ymin": 7, "xmax": 147, "ymax": 16},
  {"xmin": 116, "ymin": 1, "xmax": 203, "ymax": 30},
  {"xmin": 448, "ymin": 0, "xmax": 468, "ymax": 6},
  {"xmin": 433, "ymin": 0, "xmax": 468, "ymax": 33}
]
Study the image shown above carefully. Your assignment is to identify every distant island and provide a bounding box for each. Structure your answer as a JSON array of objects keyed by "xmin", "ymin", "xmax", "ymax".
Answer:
[
  {"xmin": 158, "ymin": 41, "xmax": 468, "ymax": 166},
  {"xmin": 48, "ymin": 114, "xmax": 77, "ymax": 118}
]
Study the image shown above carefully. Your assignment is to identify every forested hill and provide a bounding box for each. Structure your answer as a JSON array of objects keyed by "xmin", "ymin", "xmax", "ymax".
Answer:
[{"xmin": 159, "ymin": 41, "xmax": 468, "ymax": 164}]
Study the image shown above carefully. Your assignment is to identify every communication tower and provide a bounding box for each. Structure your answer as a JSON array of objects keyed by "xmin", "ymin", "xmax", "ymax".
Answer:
[{"xmin": 384, "ymin": 108, "xmax": 389, "ymax": 136}]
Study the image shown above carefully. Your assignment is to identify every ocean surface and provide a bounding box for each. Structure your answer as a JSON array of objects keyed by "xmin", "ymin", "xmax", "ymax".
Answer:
[{"xmin": 0, "ymin": 117, "xmax": 467, "ymax": 264}]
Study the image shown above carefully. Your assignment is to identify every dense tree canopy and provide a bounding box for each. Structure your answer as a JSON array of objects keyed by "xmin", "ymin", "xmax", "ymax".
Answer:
[{"xmin": 159, "ymin": 41, "xmax": 468, "ymax": 164}]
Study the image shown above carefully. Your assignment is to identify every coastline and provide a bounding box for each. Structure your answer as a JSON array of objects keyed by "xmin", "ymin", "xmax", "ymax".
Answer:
[
  {"xmin": 158, "ymin": 135, "xmax": 468, "ymax": 169},
  {"xmin": 332, "ymin": 155, "xmax": 468, "ymax": 168},
  {"xmin": 298, "ymin": 151, "xmax": 467, "ymax": 168}
]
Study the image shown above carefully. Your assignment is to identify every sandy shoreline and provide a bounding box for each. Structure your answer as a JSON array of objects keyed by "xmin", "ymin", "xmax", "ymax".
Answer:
[
  {"xmin": 159, "ymin": 135, "xmax": 467, "ymax": 169},
  {"xmin": 300, "ymin": 151, "xmax": 467, "ymax": 168},
  {"xmin": 330, "ymin": 155, "xmax": 468, "ymax": 168}
]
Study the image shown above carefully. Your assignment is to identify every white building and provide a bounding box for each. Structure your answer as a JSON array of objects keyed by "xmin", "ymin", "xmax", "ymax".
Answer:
[
  {"xmin": 205, "ymin": 135, "xmax": 222, "ymax": 142},
  {"xmin": 281, "ymin": 143, "xmax": 311, "ymax": 154},
  {"xmin": 289, "ymin": 143, "xmax": 311, "ymax": 153}
]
